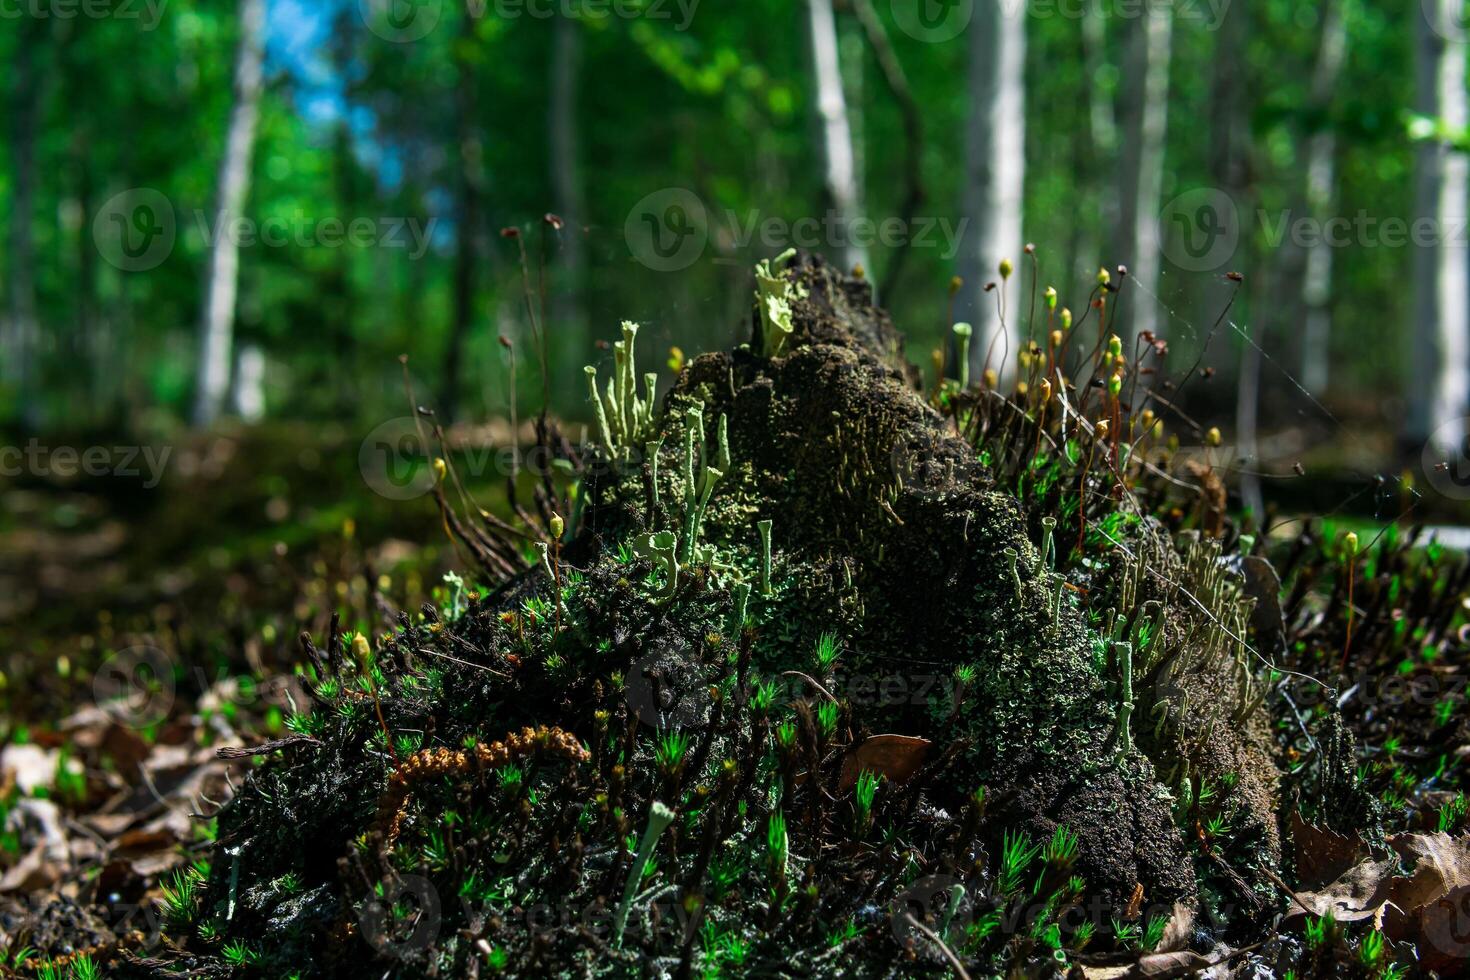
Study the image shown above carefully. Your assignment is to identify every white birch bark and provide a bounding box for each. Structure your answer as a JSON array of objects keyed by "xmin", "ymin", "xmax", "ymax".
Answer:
[
  {"xmin": 1113, "ymin": 4, "xmax": 1172, "ymax": 344},
  {"xmin": 959, "ymin": 0, "xmax": 1025, "ymax": 382},
  {"xmin": 1298, "ymin": 0, "xmax": 1346, "ymax": 395},
  {"xmin": 192, "ymin": 0, "xmax": 266, "ymax": 426},
  {"xmin": 1408, "ymin": 0, "xmax": 1469, "ymax": 452},
  {"xmin": 807, "ymin": 0, "xmax": 869, "ymax": 274}
]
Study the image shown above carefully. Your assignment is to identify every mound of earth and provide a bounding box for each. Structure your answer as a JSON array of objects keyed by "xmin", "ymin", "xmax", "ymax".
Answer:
[{"xmin": 147, "ymin": 255, "xmax": 1358, "ymax": 977}]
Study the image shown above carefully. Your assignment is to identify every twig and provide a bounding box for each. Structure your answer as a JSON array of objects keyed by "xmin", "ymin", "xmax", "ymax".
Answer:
[
  {"xmin": 215, "ymin": 734, "xmax": 322, "ymax": 759},
  {"xmin": 901, "ymin": 912, "xmax": 971, "ymax": 979}
]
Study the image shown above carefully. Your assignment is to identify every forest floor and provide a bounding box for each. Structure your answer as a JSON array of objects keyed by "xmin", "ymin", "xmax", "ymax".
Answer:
[{"xmin": 2, "ymin": 257, "xmax": 1469, "ymax": 978}]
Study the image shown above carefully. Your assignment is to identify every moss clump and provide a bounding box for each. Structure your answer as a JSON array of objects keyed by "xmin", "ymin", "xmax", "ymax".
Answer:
[{"xmin": 154, "ymin": 255, "xmax": 1374, "ymax": 978}]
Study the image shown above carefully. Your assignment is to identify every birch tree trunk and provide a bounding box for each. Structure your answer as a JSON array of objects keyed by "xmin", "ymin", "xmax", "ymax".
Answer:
[
  {"xmin": 1209, "ymin": 0, "xmax": 1264, "ymax": 517},
  {"xmin": 1408, "ymin": 0, "xmax": 1470, "ymax": 453},
  {"xmin": 1298, "ymin": 0, "xmax": 1346, "ymax": 395},
  {"xmin": 192, "ymin": 0, "xmax": 266, "ymax": 427},
  {"xmin": 958, "ymin": 0, "xmax": 1025, "ymax": 382},
  {"xmin": 1112, "ymin": 4, "xmax": 1172, "ymax": 345},
  {"xmin": 806, "ymin": 0, "xmax": 868, "ymax": 274}
]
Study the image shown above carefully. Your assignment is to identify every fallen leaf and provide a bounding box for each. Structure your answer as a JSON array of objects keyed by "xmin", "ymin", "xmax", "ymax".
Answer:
[
  {"xmin": 1287, "ymin": 831, "xmax": 1470, "ymax": 969},
  {"xmin": 0, "ymin": 744, "xmax": 59, "ymax": 795},
  {"xmin": 1155, "ymin": 902, "xmax": 1195, "ymax": 953},
  {"xmin": 837, "ymin": 734, "xmax": 931, "ymax": 792},
  {"xmin": 1290, "ymin": 812, "xmax": 1368, "ymax": 890},
  {"xmin": 0, "ymin": 843, "xmax": 61, "ymax": 893},
  {"xmin": 1080, "ymin": 949, "xmax": 1228, "ymax": 979}
]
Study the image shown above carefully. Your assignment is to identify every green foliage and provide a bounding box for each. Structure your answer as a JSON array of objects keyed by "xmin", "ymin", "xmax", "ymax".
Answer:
[
  {"xmin": 161, "ymin": 866, "xmax": 202, "ymax": 933},
  {"xmin": 997, "ymin": 829, "xmax": 1039, "ymax": 896}
]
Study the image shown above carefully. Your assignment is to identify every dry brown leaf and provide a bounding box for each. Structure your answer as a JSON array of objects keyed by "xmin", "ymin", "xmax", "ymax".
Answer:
[
  {"xmin": 837, "ymin": 734, "xmax": 931, "ymax": 792},
  {"xmin": 1079, "ymin": 949, "xmax": 1223, "ymax": 979},
  {"xmin": 1286, "ymin": 855, "xmax": 1396, "ymax": 924},
  {"xmin": 0, "ymin": 744, "xmax": 59, "ymax": 796},
  {"xmin": 0, "ymin": 843, "xmax": 62, "ymax": 893},
  {"xmin": 1287, "ymin": 831, "xmax": 1470, "ymax": 969},
  {"xmin": 1289, "ymin": 812, "xmax": 1368, "ymax": 890},
  {"xmin": 1155, "ymin": 902, "xmax": 1196, "ymax": 953}
]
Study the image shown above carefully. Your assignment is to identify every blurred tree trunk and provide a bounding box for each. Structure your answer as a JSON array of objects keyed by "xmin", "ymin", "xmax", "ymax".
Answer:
[
  {"xmin": 6, "ymin": 17, "xmax": 45, "ymax": 425},
  {"xmin": 1297, "ymin": 0, "xmax": 1346, "ymax": 396},
  {"xmin": 193, "ymin": 0, "xmax": 266, "ymax": 427},
  {"xmin": 73, "ymin": 128, "xmax": 98, "ymax": 420},
  {"xmin": 806, "ymin": 0, "xmax": 868, "ymax": 274},
  {"xmin": 329, "ymin": 8, "xmax": 360, "ymax": 410},
  {"xmin": 851, "ymin": 0, "xmax": 924, "ymax": 303},
  {"xmin": 442, "ymin": 8, "xmax": 485, "ymax": 422},
  {"xmin": 1408, "ymin": 0, "xmax": 1470, "ymax": 453},
  {"xmin": 1208, "ymin": 0, "xmax": 1265, "ymax": 518},
  {"xmin": 1071, "ymin": 3, "xmax": 1116, "ymax": 290},
  {"xmin": 1112, "ymin": 4, "xmax": 1172, "ymax": 345},
  {"xmin": 550, "ymin": 13, "xmax": 587, "ymax": 393},
  {"xmin": 841, "ymin": 12, "xmax": 868, "ymax": 279},
  {"xmin": 958, "ymin": 0, "xmax": 1025, "ymax": 382}
]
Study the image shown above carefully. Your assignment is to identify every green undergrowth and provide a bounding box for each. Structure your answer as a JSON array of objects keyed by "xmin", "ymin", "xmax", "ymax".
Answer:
[{"xmin": 95, "ymin": 255, "xmax": 1468, "ymax": 979}]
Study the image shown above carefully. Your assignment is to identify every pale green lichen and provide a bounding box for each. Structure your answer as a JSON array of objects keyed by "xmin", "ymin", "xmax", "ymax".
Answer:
[
  {"xmin": 613, "ymin": 801, "xmax": 675, "ymax": 947},
  {"xmin": 632, "ymin": 530, "xmax": 679, "ymax": 602},
  {"xmin": 952, "ymin": 321, "xmax": 973, "ymax": 389},
  {"xmin": 754, "ymin": 248, "xmax": 804, "ymax": 358},
  {"xmin": 585, "ymin": 321, "xmax": 659, "ymax": 464}
]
